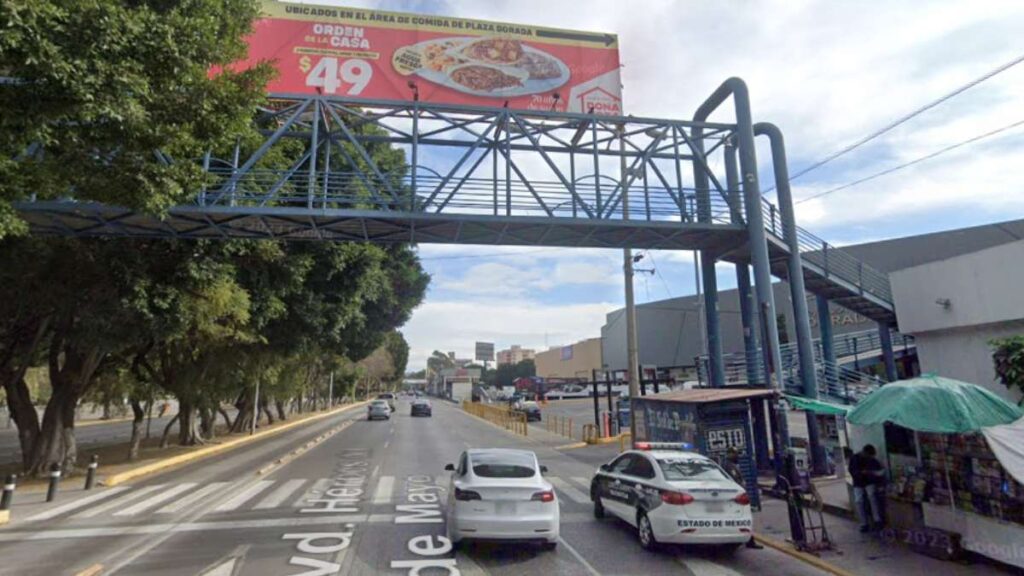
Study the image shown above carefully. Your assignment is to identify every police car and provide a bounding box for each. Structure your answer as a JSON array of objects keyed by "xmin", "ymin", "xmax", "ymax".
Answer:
[{"xmin": 590, "ymin": 442, "xmax": 753, "ymax": 550}]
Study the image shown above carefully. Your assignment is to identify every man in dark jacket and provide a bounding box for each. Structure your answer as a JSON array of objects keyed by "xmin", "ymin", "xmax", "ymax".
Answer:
[{"xmin": 848, "ymin": 444, "xmax": 885, "ymax": 532}]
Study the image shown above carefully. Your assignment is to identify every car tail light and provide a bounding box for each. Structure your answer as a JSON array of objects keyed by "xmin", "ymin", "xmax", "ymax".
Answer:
[
  {"xmin": 454, "ymin": 488, "xmax": 481, "ymax": 501},
  {"xmin": 660, "ymin": 491, "xmax": 694, "ymax": 505},
  {"xmin": 734, "ymin": 492, "xmax": 751, "ymax": 505},
  {"xmin": 635, "ymin": 442, "xmax": 651, "ymax": 450},
  {"xmin": 531, "ymin": 490, "xmax": 555, "ymax": 503}
]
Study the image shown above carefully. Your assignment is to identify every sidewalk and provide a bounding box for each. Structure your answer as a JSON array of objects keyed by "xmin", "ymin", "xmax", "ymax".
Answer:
[{"xmin": 755, "ymin": 496, "xmax": 1020, "ymax": 575}]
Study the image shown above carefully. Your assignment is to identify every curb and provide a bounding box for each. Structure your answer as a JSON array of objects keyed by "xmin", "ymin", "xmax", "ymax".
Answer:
[
  {"xmin": 0, "ymin": 509, "xmax": 8, "ymax": 526},
  {"xmin": 103, "ymin": 402, "xmax": 367, "ymax": 486},
  {"xmin": 586, "ymin": 433, "xmax": 624, "ymax": 445},
  {"xmin": 753, "ymin": 534, "xmax": 858, "ymax": 576},
  {"xmin": 554, "ymin": 442, "xmax": 588, "ymax": 450},
  {"xmin": 457, "ymin": 408, "xmax": 537, "ymax": 445}
]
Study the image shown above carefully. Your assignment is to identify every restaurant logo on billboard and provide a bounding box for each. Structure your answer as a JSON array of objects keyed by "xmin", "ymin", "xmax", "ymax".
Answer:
[{"xmin": 226, "ymin": 1, "xmax": 623, "ymax": 114}]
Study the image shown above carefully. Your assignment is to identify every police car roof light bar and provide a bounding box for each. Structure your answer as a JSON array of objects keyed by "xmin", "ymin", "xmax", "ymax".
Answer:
[{"xmin": 634, "ymin": 442, "xmax": 695, "ymax": 451}]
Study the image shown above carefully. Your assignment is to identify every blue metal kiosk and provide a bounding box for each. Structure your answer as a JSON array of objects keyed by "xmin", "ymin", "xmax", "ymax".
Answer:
[{"xmin": 631, "ymin": 388, "xmax": 778, "ymax": 509}]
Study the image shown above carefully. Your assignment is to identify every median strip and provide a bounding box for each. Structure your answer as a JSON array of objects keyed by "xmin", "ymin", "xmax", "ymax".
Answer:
[{"xmin": 103, "ymin": 402, "xmax": 368, "ymax": 486}]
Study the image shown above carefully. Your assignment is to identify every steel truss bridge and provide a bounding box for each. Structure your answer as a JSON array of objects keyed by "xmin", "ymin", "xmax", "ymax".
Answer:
[{"xmin": 13, "ymin": 78, "xmax": 900, "ymax": 422}]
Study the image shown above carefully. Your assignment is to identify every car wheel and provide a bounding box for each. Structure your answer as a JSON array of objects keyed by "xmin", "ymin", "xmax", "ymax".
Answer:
[
  {"xmin": 592, "ymin": 489, "xmax": 606, "ymax": 519},
  {"xmin": 637, "ymin": 511, "xmax": 658, "ymax": 551}
]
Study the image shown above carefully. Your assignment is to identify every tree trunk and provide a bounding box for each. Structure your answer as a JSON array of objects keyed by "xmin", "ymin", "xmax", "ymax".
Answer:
[
  {"xmin": 26, "ymin": 387, "xmax": 74, "ymax": 477},
  {"xmin": 275, "ymin": 400, "xmax": 287, "ymax": 422},
  {"xmin": 60, "ymin": 396, "xmax": 78, "ymax": 473},
  {"xmin": 128, "ymin": 399, "xmax": 145, "ymax": 461},
  {"xmin": 177, "ymin": 401, "xmax": 204, "ymax": 446},
  {"xmin": 159, "ymin": 412, "xmax": 180, "ymax": 449},
  {"xmin": 199, "ymin": 406, "xmax": 216, "ymax": 440},
  {"xmin": 2, "ymin": 377, "xmax": 40, "ymax": 472},
  {"xmin": 144, "ymin": 399, "xmax": 153, "ymax": 440},
  {"xmin": 218, "ymin": 407, "xmax": 233, "ymax": 429},
  {"xmin": 262, "ymin": 403, "xmax": 275, "ymax": 425}
]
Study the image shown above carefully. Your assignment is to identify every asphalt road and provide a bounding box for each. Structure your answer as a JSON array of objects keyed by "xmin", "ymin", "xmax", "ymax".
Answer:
[{"xmin": 0, "ymin": 399, "xmax": 829, "ymax": 576}]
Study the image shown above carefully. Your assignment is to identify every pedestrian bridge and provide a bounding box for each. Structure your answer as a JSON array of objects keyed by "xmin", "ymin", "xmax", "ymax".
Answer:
[{"xmin": 14, "ymin": 86, "xmax": 895, "ymax": 329}]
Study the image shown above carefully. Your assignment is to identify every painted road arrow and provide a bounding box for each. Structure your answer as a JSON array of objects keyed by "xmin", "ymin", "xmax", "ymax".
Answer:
[
  {"xmin": 197, "ymin": 545, "xmax": 248, "ymax": 576},
  {"xmin": 535, "ymin": 29, "xmax": 616, "ymax": 46}
]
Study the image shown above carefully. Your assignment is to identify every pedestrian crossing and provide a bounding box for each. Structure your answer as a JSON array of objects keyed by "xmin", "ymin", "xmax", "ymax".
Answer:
[{"xmin": 24, "ymin": 474, "xmax": 598, "ymax": 522}]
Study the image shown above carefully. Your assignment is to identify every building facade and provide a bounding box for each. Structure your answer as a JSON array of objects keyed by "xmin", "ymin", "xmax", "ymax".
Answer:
[
  {"xmin": 535, "ymin": 337, "xmax": 603, "ymax": 380},
  {"xmin": 891, "ymin": 239, "xmax": 1024, "ymax": 405},
  {"xmin": 601, "ymin": 218, "xmax": 1024, "ymax": 373},
  {"xmin": 496, "ymin": 345, "xmax": 536, "ymax": 366}
]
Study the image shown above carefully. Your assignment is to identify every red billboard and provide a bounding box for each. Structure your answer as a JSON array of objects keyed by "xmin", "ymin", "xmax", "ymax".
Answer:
[{"xmin": 237, "ymin": 1, "xmax": 623, "ymax": 114}]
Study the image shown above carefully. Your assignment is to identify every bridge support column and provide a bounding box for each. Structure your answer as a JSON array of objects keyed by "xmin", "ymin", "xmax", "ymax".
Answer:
[
  {"xmin": 817, "ymin": 295, "xmax": 837, "ymax": 392},
  {"xmin": 879, "ymin": 323, "xmax": 899, "ymax": 382},
  {"xmin": 755, "ymin": 122, "xmax": 827, "ymax": 475},
  {"xmin": 701, "ymin": 252, "xmax": 726, "ymax": 387},
  {"xmin": 725, "ymin": 143, "xmax": 762, "ymax": 387}
]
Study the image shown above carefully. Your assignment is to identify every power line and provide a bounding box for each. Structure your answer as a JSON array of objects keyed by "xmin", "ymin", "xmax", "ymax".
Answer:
[
  {"xmin": 766, "ymin": 52, "xmax": 1024, "ymax": 193},
  {"xmin": 795, "ymin": 118, "xmax": 1024, "ymax": 205}
]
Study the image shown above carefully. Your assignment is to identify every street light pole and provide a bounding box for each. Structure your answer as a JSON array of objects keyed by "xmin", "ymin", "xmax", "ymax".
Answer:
[
  {"xmin": 621, "ymin": 124, "xmax": 641, "ymax": 446},
  {"xmin": 328, "ymin": 371, "xmax": 334, "ymax": 408}
]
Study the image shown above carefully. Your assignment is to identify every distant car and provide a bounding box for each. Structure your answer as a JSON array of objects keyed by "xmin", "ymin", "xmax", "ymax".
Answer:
[
  {"xmin": 546, "ymin": 384, "xmax": 590, "ymax": 400},
  {"xmin": 445, "ymin": 448, "xmax": 558, "ymax": 550},
  {"xmin": 376, "ymin": 392, "xmax": 396, "ymax": 411},
  {"xmin": 367, "ymin": 400, "xmax": 391, "ymax": 421},
  {"xmin": 590, "ymin": 443, "xmax": 752, "ymax": 551},
  {"xmin": 410, "ymin": 399, "xmax": 432, "ymax": 417},
  {"xmin": 515, "ymin": 401, "xmax": 542, "ymax": 422}
]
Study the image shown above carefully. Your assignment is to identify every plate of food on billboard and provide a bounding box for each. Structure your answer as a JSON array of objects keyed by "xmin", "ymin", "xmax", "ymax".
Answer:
[
  {"xmin": 400, "ymin": 36, "xmax": 571, "ymax": 97},
  {"xmin": 230, "ymin": 1, "xmax": 623, "ymax": 114}
]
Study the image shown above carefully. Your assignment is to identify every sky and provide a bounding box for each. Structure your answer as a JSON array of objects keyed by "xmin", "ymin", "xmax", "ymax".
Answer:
[{"xmin": 288, "ymin": 0, "xmax": 1024, "ymax": 372}]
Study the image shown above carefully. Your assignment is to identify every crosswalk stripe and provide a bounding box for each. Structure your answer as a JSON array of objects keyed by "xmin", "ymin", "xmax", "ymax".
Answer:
[
  {"xmin": 215, "ymin": 480, "xmax": 274, "ymax": 512},
  {"xmin": 74, "ymin": 484, "xmax": 167, "ymax": 519},
  {"xmin": 373, "ymin": 476, "xmax": 395, "ymax": 505},
  {"xmin": 157, "ymin": 482, "xmax": 231, "ymax": 514},
  {"xmin": 572, "ymin": 477, "xmax": 593, "ymax": 489},
  {"xmin": 254, "ymin": 479, "xmax": 306, "ymax": 510},
  {"xmin": 26, "ymin": 487, "xmax": 131, "ymax": 521},
  {"xmin": 549, "ymin": 477, "xmax": 590, "ymax": 504},
  {"xmin": 114, "ymin": 483, "xmax": 197, "ymax": 516},
  {"xmin": 293, "ymin": 478, "xmax": 333, "ymax": 507},
  {"xmin": 679, "ymin": 558, "xmax": 745, "ymax": 576}
]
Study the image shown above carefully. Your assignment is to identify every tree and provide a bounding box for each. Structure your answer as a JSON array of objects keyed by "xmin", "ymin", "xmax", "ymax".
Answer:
[
  {"xmin": 991, "ymin": 336, "xmax": 1024, "ymax": 406},
  {"xmin": 427, "ymin": 351, "xmax": 455, "ymax": 378},
  {"xmin": 0, "ymin": 0, "xmax": 273, "ymax": 239},
  {"xmin": 493, "ymin": 359, "xmax": 536, "ymax": 388},
  {"xmin": 383, "ymin": 331, "xmax": 410, "ymax": 384}
]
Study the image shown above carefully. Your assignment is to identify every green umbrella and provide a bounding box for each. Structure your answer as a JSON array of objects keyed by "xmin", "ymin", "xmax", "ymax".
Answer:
[{"xmin": 847, "ymin": 374, "xmax": 1023, "ymax": 433}]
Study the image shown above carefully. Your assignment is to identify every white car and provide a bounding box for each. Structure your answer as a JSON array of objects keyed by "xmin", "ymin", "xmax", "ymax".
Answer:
[
  {"xmin": 445, "ymin": 449, "xmax": 559, "ymax": 550},
  {"xmin": 367, "ymin": 400, "xmax": 391, "ymax": 420},
  {"xmin": 546, "ymin": 384, "xmax": 591, "ymax": 400},
  {"xmin": 590, "ymin": 443, "xmax": 752, "ymax": 550}
]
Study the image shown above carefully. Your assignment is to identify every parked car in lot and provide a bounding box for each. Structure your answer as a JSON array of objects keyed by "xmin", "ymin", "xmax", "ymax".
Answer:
[
  {"xmin": 545, "ymin": 384, "xmax": 590, "ymax": 400},
  {"xmin": 445, "ymin": 449, "xmax": 558, "ymax": 550},
  {"xmin": 376, "ymin": 392, "xmax": 396, "ymax": 411},
  {"xmin": 410, "ymin": 398, "xmax": 432, "ymax": 417},
  {"xmin": 514, "ymin": 400, "xmax": 542, "ymax": 421},
  {"xmin": 590, "ymin": 443, "xmax": 752, "ymax": 551},
  {"xmin": 367, "ymin": 400, "xmax": 392, "ymax": 421}
]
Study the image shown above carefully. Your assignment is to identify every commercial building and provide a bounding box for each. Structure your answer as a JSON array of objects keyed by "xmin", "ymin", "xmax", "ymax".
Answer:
[
  {"xmin": 601, "ymin": 218, "xmax": 1024, "ymax": 378},
  {"xmin": 495, "ymin": 345, "xmax": 536, "ymax": 366},
  {"xmin": 891, "ymin": 238, "xmax": 1024, "ymax": 405},
  {"xmin": 535, "ymin": 337, "xmax": 603, "ymax": 380}
]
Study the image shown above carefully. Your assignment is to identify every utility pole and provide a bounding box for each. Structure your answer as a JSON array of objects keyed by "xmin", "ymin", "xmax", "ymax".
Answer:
[
  {"xmin": 328, "ymin": 371, "xmax": 334, "ymax": 408},
  {"xmin": 621, "ymin": 124, "xmax": 641, "ymax": 445}
]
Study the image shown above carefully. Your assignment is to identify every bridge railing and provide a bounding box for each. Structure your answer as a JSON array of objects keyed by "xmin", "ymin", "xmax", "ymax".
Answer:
[{"xmin": 761, "ymin": 199, "xmax": 893, "ymax": 303}]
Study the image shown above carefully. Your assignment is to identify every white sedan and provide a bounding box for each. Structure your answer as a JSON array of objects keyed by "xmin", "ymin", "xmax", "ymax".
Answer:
[
  {"xmin": 590, "ymin": 443, "xmax": 753, "ymax": 550},
  {"xmin": 445, "ymin": 449, "xmax": 559, "ymax": 550}
]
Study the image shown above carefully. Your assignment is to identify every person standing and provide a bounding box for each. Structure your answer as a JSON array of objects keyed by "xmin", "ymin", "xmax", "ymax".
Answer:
[{"xmin": 849, "ymin": 444, "xmax": 885, "ymax": 532}]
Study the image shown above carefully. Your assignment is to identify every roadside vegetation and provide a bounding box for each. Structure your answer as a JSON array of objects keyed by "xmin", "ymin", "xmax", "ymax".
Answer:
[{"xmin": 0, "ymin": 0, "xmax": 429, "ymax": 476}]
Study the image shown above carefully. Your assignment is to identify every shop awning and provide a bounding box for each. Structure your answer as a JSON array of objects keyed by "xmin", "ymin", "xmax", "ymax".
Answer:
[
  {"xmin": 784, "ymin": 394, "xmax": 850, "ymax": 416},
  {"xmin": 982, "ymin": 417, "xmax": 1024, "ymax": 486},
  {"xmin": 847, "ymin": 374, "xmax": 1023, "ymax": 433}
]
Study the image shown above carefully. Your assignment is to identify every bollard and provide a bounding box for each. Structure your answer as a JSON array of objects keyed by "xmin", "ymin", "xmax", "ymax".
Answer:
[
  {"xmin": 46, "ymin": 463, "xmax": 61, "ymax": 503},
  {"xmin": 84, "ymin": 455, "xmax": 98, "ymax": 490},
  {"xmin": 1, "ymin": 474, "xmax": 15, "ymax": 510}
]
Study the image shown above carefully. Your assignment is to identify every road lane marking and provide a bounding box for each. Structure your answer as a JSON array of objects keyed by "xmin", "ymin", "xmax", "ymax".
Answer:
[
  {"xmin": 373, "ymin": 475, "xmax": 395, "ymax": 505},
  {"xmin": 572, "ymin": 477, "xmax": 593, "ymax": 489},
  {"xmin": 548, "ymin": 477, "xmax": 590, "ymax": 504},
  {"xmin": 557, "ymin": 536, "xmax": 601, "ymax": 576},
  {"xmin": 254, "ymin": 478, "xmax": 306, "ymax": 510},
  {"xmin": 0, "ymin": 514, "xmax": 371, "ymax": 542},
  {"xmin": 73, "ymin": 564, "xmax": 104, "ymax": 576},
  {"xmin": 157, "ymin": 482, "xmax": 230, "ymax": 514},
  {"xmin": 214, "ymin": 480, "xmax": 274, "ymax": 511},
  {"xmin": 384, "ymin": 440, "xmax": 390, "ymax": 449},
  {"xmin": 293, "ymin": 478, "xmax": 332, "ymax": 507},
  {"xmin": 26, "ymin": 487, "xmax": 131, "ymax": 521},
  {"xmin": 74, "ymin": 484, "xmax": 167, "ymax": 519},
  {"xmin": 372, "ymin": 464, "xmax": 380, "ymax": 478},
  {"xmin": 677, "ymin": 557, "xmax": 745, "ymax": 576},
  {"xmin": 113, "ymin": 482, "xmax": 197, "ymax": 516}
]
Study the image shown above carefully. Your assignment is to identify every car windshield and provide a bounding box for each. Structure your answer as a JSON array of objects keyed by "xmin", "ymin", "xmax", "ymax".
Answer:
[
  {"xmin": 471, "ymin": 452, "xmax": 536, "ymax": 478},
  {"xmin": 371, "ymin": 401, "xmax": 388, "ymax": 407},
  {"xmin": 657, "ymin": 457, "xmax": 730, "ymax": 481}
]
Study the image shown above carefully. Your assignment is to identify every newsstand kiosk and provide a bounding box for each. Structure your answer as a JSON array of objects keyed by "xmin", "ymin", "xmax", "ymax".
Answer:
[{"xmin": 630, "ymin": 388, "xmax": 780, "ymax": 510}]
